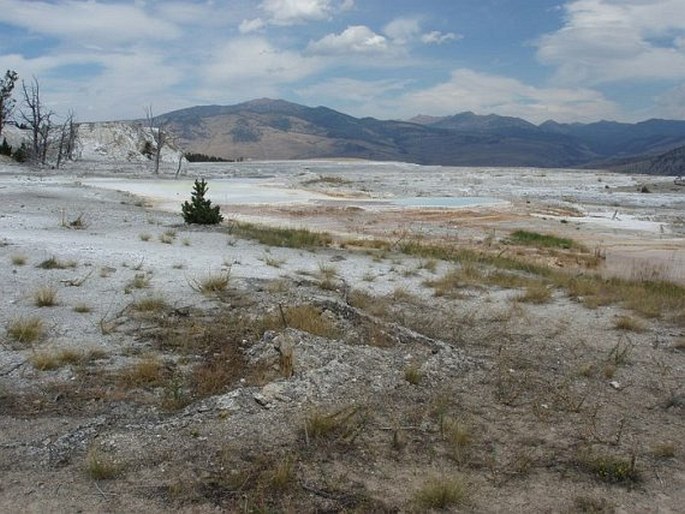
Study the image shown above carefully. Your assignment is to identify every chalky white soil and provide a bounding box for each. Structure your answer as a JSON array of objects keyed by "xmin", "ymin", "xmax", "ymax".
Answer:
[{"xmin": 0, "ymin": 158, "xmax": 683, "ymax": 513}]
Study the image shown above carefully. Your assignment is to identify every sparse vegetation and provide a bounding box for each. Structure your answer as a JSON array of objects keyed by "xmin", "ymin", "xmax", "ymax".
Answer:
[
  {"xmin": 190, "ymin": 270, "xmax": 230, "ymax": 295},
  {"xmin": 303, "ymin": 406, "xmax": 365, "ymax": 443},
  {"xmin": 11, "ymin": 254, "xmax": 26, "ymax": 265},
  {"xmin": 132, "ymin": 295, "xmax": 169, "ymax": 313},
  {"xmin": 509, "ymin": 229, "xmax": 577, "ymax": 249},
  {"xmin": 412, "ymin": 476, "xmax": 469, "ymax": 511},
  {"xmin": 517, "ymin": 281, "xmax": 552, "ymax": 304},
  {"xmin": 37, "ymin": 256, "xmax": 76, "ymax": 269},
  {"xmin": 233, "ymin": 222, "xmax": 332, "ymax": 248},
  {"xmin": 85, "ymin": 447, "xmax": 122, "ymax": 480},
  {"xmin": 73, "ymin": 302, "xmax": 91, "ymax": 313},
  {"xmin": 613, "ymin": 314, "xmax": 646, "ymax": 332},
  {"xmin": 139, "ymin": 232, "xmax": 151, "ymax": 242},
  {"xmin": 126, "ymin": 272, "xmax": 151, "ymax": 290},
  {"xmin": 33, "ymin": 285, "xmax": 58, "ymax": 307},
  {"xmin": 159, "ymin": 232, "xmax": 174, "ymax": 244},
  {"xmin": 263, "ymin": 254, "xmax": 286, "ymax": 267},
  {"xmin": 577, "ymin": 450, "xmax": 639, "ymax": 484},
  {"xmin": 30, "ymin": 347, "xmax": 103, "ymax": 370},
  {"xmin": 263, "ymin": 304, "xmax": 339, "ymax": 338},
  {"xmin": 7, "ymin": 316, "xmax": 44, "ymax": 344},
  {"xmin": 404, "ymin": 364, "xmax": 423, "ymax": 385},
  {"xmin": 119, "ymin": 357, "xmax": 165, "ymax": 388},
  {"xmin": 60, "ymin": 212, "xmax": 88, "ymax": 230}
]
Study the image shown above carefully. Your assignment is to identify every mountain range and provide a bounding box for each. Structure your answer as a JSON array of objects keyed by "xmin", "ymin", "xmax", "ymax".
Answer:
[{"xmin": 158, "ymin": 99, "xmax": 685, "ymax": 173}]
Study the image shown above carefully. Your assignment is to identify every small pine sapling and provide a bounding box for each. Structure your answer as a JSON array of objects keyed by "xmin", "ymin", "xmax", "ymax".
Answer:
[{"xmin": 181, "ymin": 178, "xmax": 224, "ymax": 225}]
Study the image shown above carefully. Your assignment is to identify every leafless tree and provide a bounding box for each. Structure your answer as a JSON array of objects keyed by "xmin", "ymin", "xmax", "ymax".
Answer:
[
  {"xmin": 56, "ymin": 110, "xmax": 77, "ymax": 169},
  {"xmin": 0, "ymin": 70, "xmax": 19, "ymax": 137},
  {"xmin": 145, "ymin": 106, "xmax": 167, "ymax": 174},
  {"xmin": 20, "ymin": 77, "xmax": 54, "ymax": 164}
]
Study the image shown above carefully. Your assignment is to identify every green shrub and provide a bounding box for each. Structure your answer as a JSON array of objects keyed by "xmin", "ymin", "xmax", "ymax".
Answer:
[
  {"xmin": 181, "ymin": 178, "xmax": 223, "ymax": 225},
  {"xmin": 0, "ymin": 137, "xmax": 12, "ymax": 157}
]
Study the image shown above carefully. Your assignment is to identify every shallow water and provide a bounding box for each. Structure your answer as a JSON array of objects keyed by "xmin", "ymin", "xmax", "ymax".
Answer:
[{"xmin": 81, "ymin": 177, "xmax": 501, "ymax": 210}]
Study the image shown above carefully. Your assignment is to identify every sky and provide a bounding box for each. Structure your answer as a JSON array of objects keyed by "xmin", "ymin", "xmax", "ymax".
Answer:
[{"xmin": 1, "ymin": 0, "xmax": 685, "ymax": 124}]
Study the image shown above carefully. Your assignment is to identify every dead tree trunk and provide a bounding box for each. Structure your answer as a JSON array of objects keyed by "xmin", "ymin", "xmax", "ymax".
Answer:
[
  {"xmin": 20, "ymin": 77, "xmax": 53, "ymax": 164},
  {"xmin": 55, "ymin": 110, "xmax": 76, "ymax": 169},
  {"xmin": 146, "ymin": 106, "xmax": 166, "ymax": 174}
]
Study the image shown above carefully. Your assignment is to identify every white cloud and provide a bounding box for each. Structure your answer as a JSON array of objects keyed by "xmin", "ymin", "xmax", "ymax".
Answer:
[
  {"xmin": 397, "ymin": 69, "xmax": 620, "ymax": 123},
  {"xmin": 202, "ymin": 36, "xmax": 322, "ymax": 99},
  {"xmin": 239, "ymin": 18, "xmax": 266, "ymax": 33},
  {"xmin": 537, "ymin": 0, "xmax": 685, "ymax": 84},
  {"xmin": 3, "ymin": 49, "xmax": 185, "ymax": 121},
  {"xmin": 383, "ymin": 17, "xmax": 421, "ymax": 45},
  {"xmin": 307, "ymin": 26, "xmax": 389, "ymax": 55},
  {"xmin": 260, "ymin": 0, "xmax": 335, "ymax": 25},
  {"xmin": 421, "ymin": 31, "xmax": 460, "ymax": 45},
  {"xmin": 0, "ymin": 0, "xmax": 179, "ymax": 46}
]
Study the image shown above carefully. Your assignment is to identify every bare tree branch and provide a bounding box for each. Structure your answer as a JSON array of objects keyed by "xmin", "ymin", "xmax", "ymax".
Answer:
[{"xmin": 20, "ymin": 77, "xmax": 54, "ymax": 164}]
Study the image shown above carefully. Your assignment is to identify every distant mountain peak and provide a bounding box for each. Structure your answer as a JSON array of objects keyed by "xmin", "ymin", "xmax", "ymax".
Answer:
[{"xmin": 155, "ymin": 98, "xmax": 685, "ymax": 171}]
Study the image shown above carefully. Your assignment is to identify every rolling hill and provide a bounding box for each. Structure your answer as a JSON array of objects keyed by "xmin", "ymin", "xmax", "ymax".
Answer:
[{"xmin": 157, "ymin": 99, "xmax": 685, "ymax": 171}]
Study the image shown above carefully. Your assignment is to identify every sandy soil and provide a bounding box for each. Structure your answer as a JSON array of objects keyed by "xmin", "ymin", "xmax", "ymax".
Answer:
[{"xmin": 1, "ymin": 159, "xmax": 683, "ymax": 513}]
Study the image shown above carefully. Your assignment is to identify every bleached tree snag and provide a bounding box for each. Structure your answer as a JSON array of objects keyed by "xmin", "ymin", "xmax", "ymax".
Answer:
[
  {"xmin": 20, "ymin": 77, "xmax": 53, "ymax": 164},
  {"xmin": 56, "ymin": 110, "xmax": 77, "ymax": 169},
  {"xmin": 145, "ymin": 106, "xmax": 166, "ymax": 175}
]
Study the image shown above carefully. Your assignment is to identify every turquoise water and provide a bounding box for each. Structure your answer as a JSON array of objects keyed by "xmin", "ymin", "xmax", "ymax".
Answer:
[{"xmin": 391, "ymin": 196, "xmax": 500, "ymax": 208}]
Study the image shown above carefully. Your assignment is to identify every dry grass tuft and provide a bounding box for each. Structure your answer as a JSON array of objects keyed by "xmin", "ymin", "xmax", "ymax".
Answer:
[
  {"xmin": 442, "ymin": 418, "xmax": 473, "ymax": 463},
  {"xmin": 268, "ymin": 456, "xmax": 296, "ymax": 492},
  {"xmin": 30, "ymin": 347, "xmax": 103, "ymax": 370},
  {"xmin": 133, "ymin": 295, "xmax": 169, "ymax": 313},
  {"xmin": 158, "ymin": 229, "xmax": 177, "ymax": 245},
  {"xmin": 426, "ymin": 263, "xmax": 484, "ymax": 296},
  {"xmin": 577, "ymin": 450, "xmax": 640, "ymax": 484},
  {"xmin": 7, "ymin": 316, "xmax": 44, "ymax": 345},
  {"xmin": 190, "ymin": 270, "xmax": 231, "ymax": 295},
  {"xmin": 73, "ymin": 303, "xmax": 92, "ymax": 313},
  {"xmin": 119, "ymin": 357, "xmax": 166, "ymax": 388},
  {"xmin": 37, "ymin": 256, "xmax": 76, "ymax": 269},
  {"xmin": 139, "ymin": 232, "xmax": 152, "ymax": 242},
  {"xmin": 303, "ymin": 406, "xmax": 366, "ymax": 443},
  {"xmin": 126, "ymin": 273, "xmax": 151, "ymax": 290},
  {"xmin": 412, "ymin": 476, "xmax": 469, "ymax": 511},
  {"xmin": 85, "ymin": 447, "xmax": 122, "ymax": 480},
  {"xmin": 11, "ymin": 254, "xmax": 27, "ymax": 266},
  {"xmin": 613, "ymin": 314, "xmax": 646, "ymax": 332},
  {"xmin": 263, "ymin": 304, "xmax": 339, "ymax": 338},
  {"xmin": 517, "ymin": 282, "xmax": 552, "ymax": 304},
  {"xmin": 573, "ymin": 495, "xmax": 614, "ymax": 513},
  {"xmin": 33, "ymin": 285, "xmax": 58, "ymax": 307},
  {"xmin": 404, "ymin": 364, "xmax": 423, "ymax": 385}
]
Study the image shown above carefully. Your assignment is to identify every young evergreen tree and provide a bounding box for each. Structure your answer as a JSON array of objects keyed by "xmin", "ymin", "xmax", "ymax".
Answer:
[
  {"xmin": 181, "ymin": 178, "xmax": 223, "ymax": 224},
  {"xmin": 0, "ymin": 137, "xmax": 12, "ymax": 157}
]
